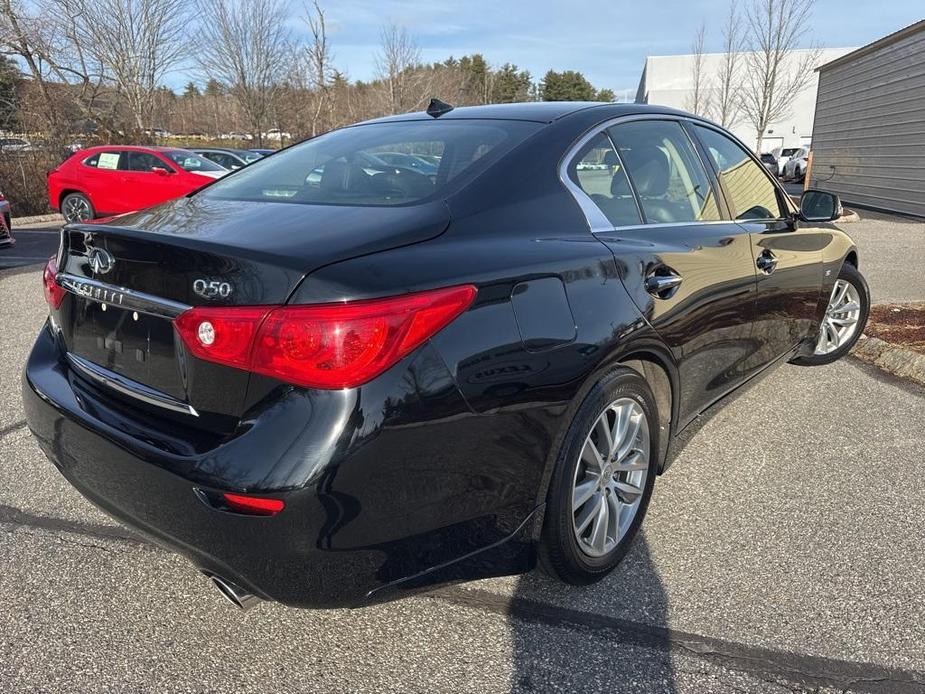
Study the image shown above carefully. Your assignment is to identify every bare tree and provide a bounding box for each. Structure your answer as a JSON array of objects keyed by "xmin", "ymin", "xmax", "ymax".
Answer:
[
  {"xmin": 709, "ymin": 0, "xmax": 746, "ymax": 128},
  {"xmin": 375, "ymin": 23, "xmax": 424, "ymax": 114},
  {"xmin": 684, "ymin": 22, "xmax": 708, "ymax": 116},
  {"xmin": 61, "ymin": 0, "xmax": 189, "ymax": 132},
  {"xmin": 302, "ymin": 0, "xmax": 334, "ymax": 136},
  {"xmin": 739, "ymin": 0, "xmax": 820, "ymax": 151},
  {"xmin": 195, "ymin": 0, "xmax": 291, "ymax": 145}
]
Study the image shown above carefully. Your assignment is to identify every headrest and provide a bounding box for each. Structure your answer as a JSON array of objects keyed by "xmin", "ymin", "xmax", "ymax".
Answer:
[{"xmin": 622, "ymin": 145, "xmax": 670, "ymax": 197}]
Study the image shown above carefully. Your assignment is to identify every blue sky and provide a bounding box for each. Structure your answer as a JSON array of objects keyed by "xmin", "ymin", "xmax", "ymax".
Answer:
[{"xmin": 181, "ymin": 0, "xmax": 923, "ymax": 96}]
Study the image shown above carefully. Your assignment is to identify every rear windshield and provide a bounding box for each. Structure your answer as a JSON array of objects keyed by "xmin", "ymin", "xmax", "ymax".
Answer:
[
  {"xmin": 200, "ymin": 119, "xmax": 541, "ymax": 206},
  {"xmin": 782, "ymin": 148, "xmax": 799, "ymax": 156}
]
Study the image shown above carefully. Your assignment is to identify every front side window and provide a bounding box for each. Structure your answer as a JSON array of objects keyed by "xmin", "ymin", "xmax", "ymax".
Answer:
[
  {"xmin": 127, "ymin": 151, "xmax": 169, "ymax": 172},
  {"xmin": 201, "ymin": 119, "xmax": 541, "ymax": 207},
  {"xmin": 608, "ymin": 120, "xmax": 721, "ymax": 224},
  {"xmin": 694, "ymin": 125, "xmax": 783, "ymax": 221},
  {"xmin": 567, "ymin": 132, "xmax": 641, "ymax": 227}
]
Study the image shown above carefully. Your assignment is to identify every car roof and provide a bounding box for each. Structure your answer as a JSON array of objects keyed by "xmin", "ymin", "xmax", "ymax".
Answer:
[
  {"xmin": 81, "ymin": 145, "xmax": 188, "ymax": 153},
  {"xmin": 357, "ymin": 101, "xmax": 689, "ymax": 125},
  {"xmin": 194, "ymin": 147, "xmax": 252, "ymax": 155}
]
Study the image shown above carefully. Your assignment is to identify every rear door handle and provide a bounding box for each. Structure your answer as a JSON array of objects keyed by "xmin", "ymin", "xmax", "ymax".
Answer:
[
  {"xmin": 645, "ymin": 271, "xmax": 683, "ymax": 299},
  {"xmin": 756, "ymin": 250, "xmax": 778, "ymax": 274}
]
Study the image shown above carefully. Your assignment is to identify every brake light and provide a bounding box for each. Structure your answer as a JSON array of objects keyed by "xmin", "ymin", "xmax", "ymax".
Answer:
[
  {"xmin": 173, "ymin": 285, "xmax": 477, "ymax": 389},
  {"xmin": 42, "ymin": 256, "xmax": 66, "ymax": 309},
  {"xmin": 222, "ymin": 492, "xmax": 284, "ymax": 516}
]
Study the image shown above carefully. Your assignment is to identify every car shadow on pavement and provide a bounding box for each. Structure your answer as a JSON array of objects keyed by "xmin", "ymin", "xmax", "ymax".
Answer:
[{"xmin": 507, "ymin": 531, "xmax": 676, "ymax": 692}]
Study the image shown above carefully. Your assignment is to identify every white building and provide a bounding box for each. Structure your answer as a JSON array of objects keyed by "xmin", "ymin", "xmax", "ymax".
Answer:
[{"xmin": 634, "ymin": 48, "xmax": 855, "ymax": 153}]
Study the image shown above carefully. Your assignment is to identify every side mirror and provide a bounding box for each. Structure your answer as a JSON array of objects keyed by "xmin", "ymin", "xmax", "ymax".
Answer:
[
  {"xmin": 151, "ymin": 166, "xmax": 171, "ymax": 176},
  {"xmin": 799, "ymin": 189, "xmax": 841, "ymax": 222}
]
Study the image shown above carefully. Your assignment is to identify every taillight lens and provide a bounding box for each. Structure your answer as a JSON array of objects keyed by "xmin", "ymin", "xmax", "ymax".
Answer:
[
  {"xmin": 222, "ymin": 492, "xmax": 285, "ymax": 516},
  {"xmin": 42, "ymin": 256, "xmax": 66, "ymax": 309},
  {"xmin": 173, "ymin": 285, "xmax": 477, "ymax": 389}
]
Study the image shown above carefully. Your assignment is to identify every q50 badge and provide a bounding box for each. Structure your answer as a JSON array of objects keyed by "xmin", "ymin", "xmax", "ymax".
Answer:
[{"xmin": 193, "ymin": 279, "xmax": 233, "ymax": 299}]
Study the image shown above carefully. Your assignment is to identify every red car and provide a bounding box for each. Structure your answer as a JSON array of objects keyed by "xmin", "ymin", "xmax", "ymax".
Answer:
[
  {"xmin": 47, "ymin": 146, "xmax": 228, "ymax": 222},
  {"xmin": 0, "ymin": 188, "xmax": 12, "ymax": 247}
]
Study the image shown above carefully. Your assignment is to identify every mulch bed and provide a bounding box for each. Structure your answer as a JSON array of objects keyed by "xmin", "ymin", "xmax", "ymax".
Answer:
[{"xmin": 865, "ymin": 303, "xmax": 925, "ymax": 354}]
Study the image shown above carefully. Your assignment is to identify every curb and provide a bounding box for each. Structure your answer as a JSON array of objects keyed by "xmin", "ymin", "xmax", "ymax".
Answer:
[
  {"xmin": 852, "ymin": 336, "xmax": 925, "ymax": 388},
  {"xmin": 11, "ymin": 213, "xmax": 63, "ymax": 226}
]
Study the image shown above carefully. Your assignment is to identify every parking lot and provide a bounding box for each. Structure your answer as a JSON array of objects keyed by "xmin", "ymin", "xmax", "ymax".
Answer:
[{"xmin": 1, "ymin": 214, "xmax": 924, "ymax": 693}]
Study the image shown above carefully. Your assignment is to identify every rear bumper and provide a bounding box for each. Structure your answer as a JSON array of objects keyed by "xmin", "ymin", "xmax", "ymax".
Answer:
[
  {"xmin": 22, "ymin": 324, "xmax": 538, "ymax": 608},
  {"xmin": 0, "ymin": 200, "xmax": 12, "ymax": 246}
]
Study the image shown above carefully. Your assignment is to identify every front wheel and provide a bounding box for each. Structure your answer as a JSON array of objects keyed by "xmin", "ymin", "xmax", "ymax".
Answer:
[
  {"xmin": 791, "ymin": 262, "xmax": 869, "ymax": 366},
  {"xmin": 540, "ymin": 368, "xmax": 659, "ymax": 585}
]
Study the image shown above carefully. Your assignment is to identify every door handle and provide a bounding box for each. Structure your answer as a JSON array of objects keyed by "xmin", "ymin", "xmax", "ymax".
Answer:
[
  {"xmin": 756, "ymin": 250, "xmax": 778, "ymax": 274},
  {"xmin": 645, "ymin": 271, "xmax": 683, "ymax": 299}
]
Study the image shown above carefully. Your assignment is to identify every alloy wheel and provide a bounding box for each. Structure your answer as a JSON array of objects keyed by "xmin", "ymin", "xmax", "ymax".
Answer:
[
  {"xmin": 814, "ymin": 279, "xmax": 861, "ymax": 355},
  {"xmin": 64, "ymin": 196, "xmax": 91, "ymax": 222},
  {"xmin": 571, "ymin": 397, "xmax": 649, "ymax": 557}
]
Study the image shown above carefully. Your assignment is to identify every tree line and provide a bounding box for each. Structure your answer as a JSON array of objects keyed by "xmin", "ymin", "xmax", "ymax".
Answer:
[{"xmin": 0, "ymin": 0, "xmax": 615, "ymax": 146}]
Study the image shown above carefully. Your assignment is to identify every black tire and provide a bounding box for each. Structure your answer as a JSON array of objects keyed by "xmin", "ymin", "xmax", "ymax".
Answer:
[
  {"xmin": 61, "ymin": 192, "xmax": 95, "ymax": 223},
  {"xmin": 791, "ymin": 262, "xmax": 869, "ymax": 367},
  {"xmin": 540, "ymin": 368, "xmax": 659, "ymax": 585}
]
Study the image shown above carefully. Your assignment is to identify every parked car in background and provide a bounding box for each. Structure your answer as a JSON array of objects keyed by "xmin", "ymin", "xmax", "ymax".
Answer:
[
  {"xmin": 0, "ymin": 137, "xmax": 33, "ymax": 152},
  {"xmin": 760, "ymin": 153, "xmax": 778, "ymax": 176},
  {"xmin": 0, "ymin": 188, "xmax": 13, "ymax": 248},
  {"xmin": 770, "ymin": 146, "xmax": 801, "ymax": 177},
  {"xmin": 47, "ymin": 145, "xmax": 228, "ymax": 222},
  {"xmin": 264, "ymin": 128, "xmax": 291, "ymax": 141},
  {"xmin": 193, "ymin": 147, "xmax": 263, "ymax": 171},
  {"xmin": 24, "ymin": 103, "xmax": 867, "ymax": 611},
  {"xmin": 784, "ymin": 147, "xmax": 810, "ymax": 182},
  {"xmin": 249, "ymin": 148, "xmax": 276, "ymax": 156},
  {"xmin": 375, "ymin": 151, "xmax": 439, "ymax": 176}
]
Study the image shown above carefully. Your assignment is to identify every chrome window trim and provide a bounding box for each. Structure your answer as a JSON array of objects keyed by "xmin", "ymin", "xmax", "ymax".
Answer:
[
  {"xmin": 56, "ymin": 273, "xmax": 191, "ymax": 319},
  {"xmin": 558, "ymin": 112, "xmax": 796, "ymax": 234},
  {"xmin": 67, "ymin": 353, "xmax": 199, "ymax": 417}
]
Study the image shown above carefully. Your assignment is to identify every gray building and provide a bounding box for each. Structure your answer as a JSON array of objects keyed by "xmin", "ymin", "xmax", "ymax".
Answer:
[{"xmin": 810, "ymin": 20, "xmax": 925, "ymax": 217}]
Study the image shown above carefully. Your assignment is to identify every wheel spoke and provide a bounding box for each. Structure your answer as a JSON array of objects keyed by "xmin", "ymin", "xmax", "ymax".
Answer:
[
  {"xmin": 614, "ymin": 480, "xmax": 643, "ymax": 502},
  {"xmin": 572, "ymin": 478, "xmax": 598, "ymax": 510},
  {"xmin": 588, "ymin": 495, "xmax": 609, "ymax": 552},
  {"xmin": 617, "ymin": 411, "xmax": 643, "ymax": 461},
  {"xmin": 581, "ymin": 438, "xmax": 605, "ymax": 471},
  {"xmin": 832, "ymin": 301, "xmax": 859, "ymax": 315},
  {"xmin": 831, "ymin": 281, "xmax": 849, "ymax": 308},
  {"xmin": 606, "ymin": 492, "xmax": 622, "ymax": 541},
  {"xmin": 614, "ymin": 450, "xmax": 647, "ymax": 472},
  {"xmin": 830, "ymin": 316, "xmax": 857, "ymax": 326},
  {"xmin": 596, "ymin": 414, "xmax": 614, "ymax": 460},
  {"xmin": 575, "ymin": 493, "xmax": 600, "ymax": 535},
  {"xmin": 814, "ymin": 322, "xmax": 828, "ymax": 353}
]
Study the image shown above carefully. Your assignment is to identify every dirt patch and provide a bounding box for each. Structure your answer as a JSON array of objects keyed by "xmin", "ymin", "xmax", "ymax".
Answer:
[{"xmin": 865, "ymin": 303, "xmax": 925, "ymax": 354}]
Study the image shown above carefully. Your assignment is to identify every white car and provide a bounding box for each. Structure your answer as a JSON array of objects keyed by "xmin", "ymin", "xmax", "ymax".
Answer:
[
  {"xmin": 784, "ymin": 147, "xmax": 810, "ymax": 182},
  {"xmin": 264, "ymin": 129, "xmax": 291, "ymax": 141},
  {"xmin": 770, "ymin": 146, "xmax": 802, "ymax": 177}
]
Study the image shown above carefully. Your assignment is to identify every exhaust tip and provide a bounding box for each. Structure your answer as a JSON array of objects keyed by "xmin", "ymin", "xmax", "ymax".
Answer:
[{"xmin": 204, "ymin": 572, "xmax": 260, "ymax": 611}]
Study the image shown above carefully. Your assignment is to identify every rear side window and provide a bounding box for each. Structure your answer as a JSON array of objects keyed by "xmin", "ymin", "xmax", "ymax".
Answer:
[
  {"xmin": 201, "ymin": 120, "xmax": 542, "ymax": 207},
  {"xmin": 693, "ymin": 125, "xmax": 783, "ymax": 221},
  {"xmin": 567, "ymin": 132, "xmax": 641, "ymax": 227},
  {"xmin": 608, "ymin": 120, "xmax": 721, "ymax": 224},
  {"xmin": 84, "ymin": 151, "xmax": 122, "ymax": 169}
]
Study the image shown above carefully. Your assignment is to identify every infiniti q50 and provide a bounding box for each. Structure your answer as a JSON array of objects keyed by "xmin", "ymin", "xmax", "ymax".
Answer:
[{"xmin": 23, "ymin": 102, "xmax": 869, "ymax": 610}]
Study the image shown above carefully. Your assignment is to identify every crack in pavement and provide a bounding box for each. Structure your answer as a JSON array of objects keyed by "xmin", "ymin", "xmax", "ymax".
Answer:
[
  {"xmin": 2, "ymin": 501, "xmax": 924, "ymax": 694},
  {"xmin": 0, "ymin": 419, "xmax": 27, "ymax": 440}
]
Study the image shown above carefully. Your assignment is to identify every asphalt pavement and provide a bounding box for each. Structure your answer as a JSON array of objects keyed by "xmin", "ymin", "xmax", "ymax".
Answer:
[{"xmin": 0, "ymin": 215, "xmax": 924, "ymax": 693}]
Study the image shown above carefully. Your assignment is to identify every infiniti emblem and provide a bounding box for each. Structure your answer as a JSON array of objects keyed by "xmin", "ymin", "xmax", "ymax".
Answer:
[{"xmin": 87, "ymin": 247, "xmax": 115, "ymax": 275}]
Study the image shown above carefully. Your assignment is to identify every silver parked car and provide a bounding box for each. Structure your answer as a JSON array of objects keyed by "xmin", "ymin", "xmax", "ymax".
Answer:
[{"xmin": 784, "ymin": 147, "xmax": 810, "ymax": 182}]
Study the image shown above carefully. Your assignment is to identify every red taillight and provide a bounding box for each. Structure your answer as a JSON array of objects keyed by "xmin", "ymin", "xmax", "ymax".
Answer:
[
  {"xmin": 173, "ymin": 285, "xmax": 477, "ymax": 389},
  {"xmin": 42, "ymin": 256, "xmax": 66, "ymax": 309},
  {"xmin": 222, "ymin": 492, "xmax": 285, "ymax": 516}
]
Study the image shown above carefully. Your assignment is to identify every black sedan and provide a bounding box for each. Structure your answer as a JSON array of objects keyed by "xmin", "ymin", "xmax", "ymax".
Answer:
[{"xmin": 23, "ymin": 102, "xmax": 868, "ymax": 610}]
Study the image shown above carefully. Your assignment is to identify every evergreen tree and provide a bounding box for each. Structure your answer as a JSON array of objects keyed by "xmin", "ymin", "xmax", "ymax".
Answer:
[
  {"xmin": 539, "ymin": 70, "xmax": 597, "ymax": 101},
  {"xmin": 0, "ymin": 57, "xmax": 21, "ymax": 132},
  {"xmin": 491, "ymin": 64, "xmax": 532, "ymax": 103},
  {"xmin": 183, "ymin": 81, "xmax": 201, "ymax": 98}
]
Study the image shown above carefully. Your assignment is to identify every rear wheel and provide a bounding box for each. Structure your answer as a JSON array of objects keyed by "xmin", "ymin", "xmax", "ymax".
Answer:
[
  {"xmin": 792, "ymin": 262, "xmax": 869, "ymax": 366},
  {"xmin": 540, "ymin": 368, "xmax": 658, "ymax": 585},
  {"xmin": 61, "ymin": 192, "xmax": 94, "ymax": 223}
]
